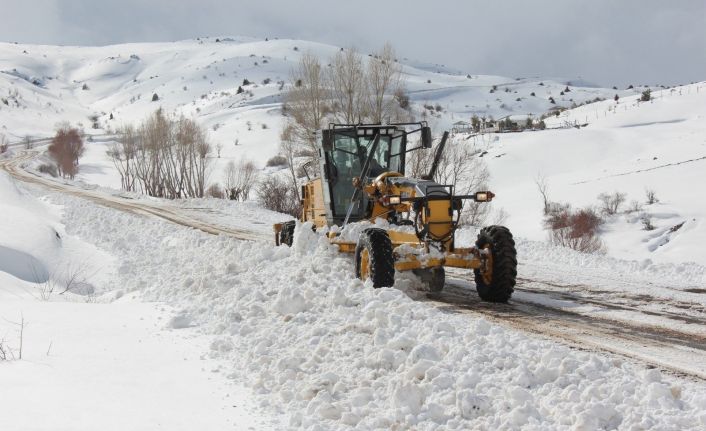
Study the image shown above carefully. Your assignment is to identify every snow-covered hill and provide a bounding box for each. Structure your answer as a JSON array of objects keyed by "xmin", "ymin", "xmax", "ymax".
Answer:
[
  {"xmin": 1, "ymin": 37, "xmax": 703, "ymax": 266},
  {"xmin": 1, "ymin": 37, "xmax": 634, "ymax": 167},
  {"xmin": 482, "ymin": 83, "xmax": 706, "ymax": 265}
]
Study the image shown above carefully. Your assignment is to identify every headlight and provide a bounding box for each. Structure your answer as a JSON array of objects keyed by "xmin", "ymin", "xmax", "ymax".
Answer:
[
  {"xmin": 474, "ymin": 191, "xmax": 495, "ymax": 202},
  {"xmin": 382, "ymin": 195, "xmax": 401, "ymax": 206}
]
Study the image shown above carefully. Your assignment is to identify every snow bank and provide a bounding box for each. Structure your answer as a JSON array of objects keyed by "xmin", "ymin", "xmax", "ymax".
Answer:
[
  {"xmin": 48, "ymin": 189, "xmax": 706, "ymax": 430},
  {"xmin": 0, "ymin": 172, "xmax": 116, "ymax": 297}
]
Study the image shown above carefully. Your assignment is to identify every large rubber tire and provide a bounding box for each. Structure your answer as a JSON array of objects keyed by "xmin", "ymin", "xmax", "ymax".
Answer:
[
  {"xmin": 473, "ymin": 225, "xmax": 517, "ymax": 302},
  {"xmin": 279, "ymin": 221, "xmax": 296, "ymax": 247},
  {"xmin": 355, "ymin": 228, "xmax": 395, "ymax": 288},
  {"xmin": 414, "ymin": 267, "xmax": 445, "ymax": 292}
]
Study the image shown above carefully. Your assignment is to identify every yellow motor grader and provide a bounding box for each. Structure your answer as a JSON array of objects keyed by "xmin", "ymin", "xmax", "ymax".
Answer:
[{"xmin": 274, "ymin": 122, "xmax": 516, "ymax": 302}]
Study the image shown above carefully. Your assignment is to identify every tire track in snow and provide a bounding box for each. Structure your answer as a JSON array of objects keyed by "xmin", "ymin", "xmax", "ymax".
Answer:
[
  {"xmin": 0, "ymin": 151, "xmax": 265, "ymax": 241},
  {"xmin": 425, "ymin": 278, "xmax": 706, "ymax": 380}
]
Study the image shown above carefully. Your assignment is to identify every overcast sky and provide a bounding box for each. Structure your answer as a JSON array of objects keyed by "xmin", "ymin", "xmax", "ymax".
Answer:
[{"xmin": 2, "ymin": 0, "xmax": 704, "ymax": 87}]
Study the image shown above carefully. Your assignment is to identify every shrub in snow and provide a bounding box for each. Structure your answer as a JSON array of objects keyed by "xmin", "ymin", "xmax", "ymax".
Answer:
[
  {"xmin": 38, "ymin": 163, "xmax": 58, "ymax": 177},
  {"xmin": 626, "ymin": 200, "xmax": 643, "ymax": 213},
  {"xmin": 266, "ymin": 154, "xmax": 287, "ymax": 167},
  {"xmin": 151, "ymin": 93, "xmax": 159, "ymax": 101},
  {"xmin": 545, "ymin": 204, "xmax": 605, "ymax": 254},
  {"xmin": 206, "ymin": 183, "xmax": 225, "ymax": 199},
  {"xmin": 641, "ymin": 213, "xmax": 655, "ymax": 231},
  {"xmin": 645, "ymin": 188, "xmax": 659, "ymax": 205},
  {"xmin": 598, "ymin": 191, "xmax": 627, "ymax": 215},
  {"xmin": 641, "ymin": 89, "xmax": 652, "ymax": 102},
  {"xmin": 242, "ymin": 78, "xmax": 251, "ymax": 86},
  {"xmin": 256, "ymin": 175, "xmax": 300, "ymax": 216}
]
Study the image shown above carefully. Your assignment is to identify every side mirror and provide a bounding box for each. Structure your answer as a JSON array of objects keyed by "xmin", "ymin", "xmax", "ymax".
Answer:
[
  {"xmin": 322, "ymin": 130, "xmax": 334, "ymax": 151},
  {"xmin": 421, "ymin": 127, "xmax": 432, "ymax": 148}
]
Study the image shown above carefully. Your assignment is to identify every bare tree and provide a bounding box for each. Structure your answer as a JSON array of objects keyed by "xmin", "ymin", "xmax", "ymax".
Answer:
[
  {"xmin": 129, "ymin": 109, "xmax": 212, "ymax": 199},
  {"xmin": 224, "ymin": 159, "xmax": 258, "ymax": 201},
  {"xmin": 366, "ymin": 43, "xmax": 403, "ymax": 123},
  {"xmin": 108, "ymin": 125, "xmax": 138, "ymax": 191},
  {"xmin": 284, "ymin": 52, "xmax": 330, "ymax": 157},
  {"xmin": 535, "ymin": 173, "xmax": 550, "ymax": 215},
  {"xmin": 280, "ymin": 124, "xmax": 301, "ymax": 200},
  {"xmin": 48, "ymin": 127, "xmax": 84, "ymax": 179},
  {"xmin": 23, "ymin": 135, "xmax": 33, "ymax": 149},
  {"xmin": 328, "ymin": 47, "xmax": 367, "ymax": 123}
]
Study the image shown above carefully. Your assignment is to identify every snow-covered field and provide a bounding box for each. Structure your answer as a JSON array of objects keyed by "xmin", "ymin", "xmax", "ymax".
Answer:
[{"xmin": 2, "ymin": 37, "xmax": 706, "ymax": 430}]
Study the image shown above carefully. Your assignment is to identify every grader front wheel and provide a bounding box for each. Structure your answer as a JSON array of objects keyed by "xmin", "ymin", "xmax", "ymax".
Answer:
[
  {"xmin": 355, "ymin": 228, "xmax": 395, "ymax": 288},
  {"xmin": 278, "ymin": 221, "xmax": 296, "ymax": 247},
  {"xmin": 473, "ymin": 225, "xmax": 517, "ymax": 303}
]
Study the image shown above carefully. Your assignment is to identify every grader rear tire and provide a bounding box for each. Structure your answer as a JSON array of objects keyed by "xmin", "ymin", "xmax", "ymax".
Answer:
[
  {"xmin": 355, "ymin": 228, "xmax": 395, "ymax": 288},
  {"xmin": 474, "ymin": 225, "xmax": 517, "ymax": 303},
  {"xmin": 279, "ymin": 221, "xmax": 296, "ymax": 247}
]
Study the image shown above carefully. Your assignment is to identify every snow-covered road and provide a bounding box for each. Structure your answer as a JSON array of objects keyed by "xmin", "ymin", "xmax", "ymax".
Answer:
[
  {"xmin": 0, "ymin": 151, "xmax": 706, "ymax": 379},
  {"xmin": 2, "ymin": 150, "xmax": 706, "ymax": 429},
  {"xmin": 2, "ymin": 150, "xmax": 704, "ymax": 381}
]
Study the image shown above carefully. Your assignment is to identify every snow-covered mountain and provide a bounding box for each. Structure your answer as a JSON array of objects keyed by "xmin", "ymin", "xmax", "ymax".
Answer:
[{"xmin": 1, "ymin": 36, "xmax": 634, "ymax": 164}]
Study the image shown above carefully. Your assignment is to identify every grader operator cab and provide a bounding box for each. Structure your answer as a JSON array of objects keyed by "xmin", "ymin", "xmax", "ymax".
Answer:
[{"xmin": 274, "ymin": 122, "xmax": 517, "ymax": 302}]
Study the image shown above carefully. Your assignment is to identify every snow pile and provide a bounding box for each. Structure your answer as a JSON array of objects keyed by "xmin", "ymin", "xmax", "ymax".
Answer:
[
  {"xmin": 0, "ymin": 172, "xmax": 115, "ymax": 297},
  {"xmin": 49, "ymin": 189, "xmax": 706, "ymax": 430}
]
